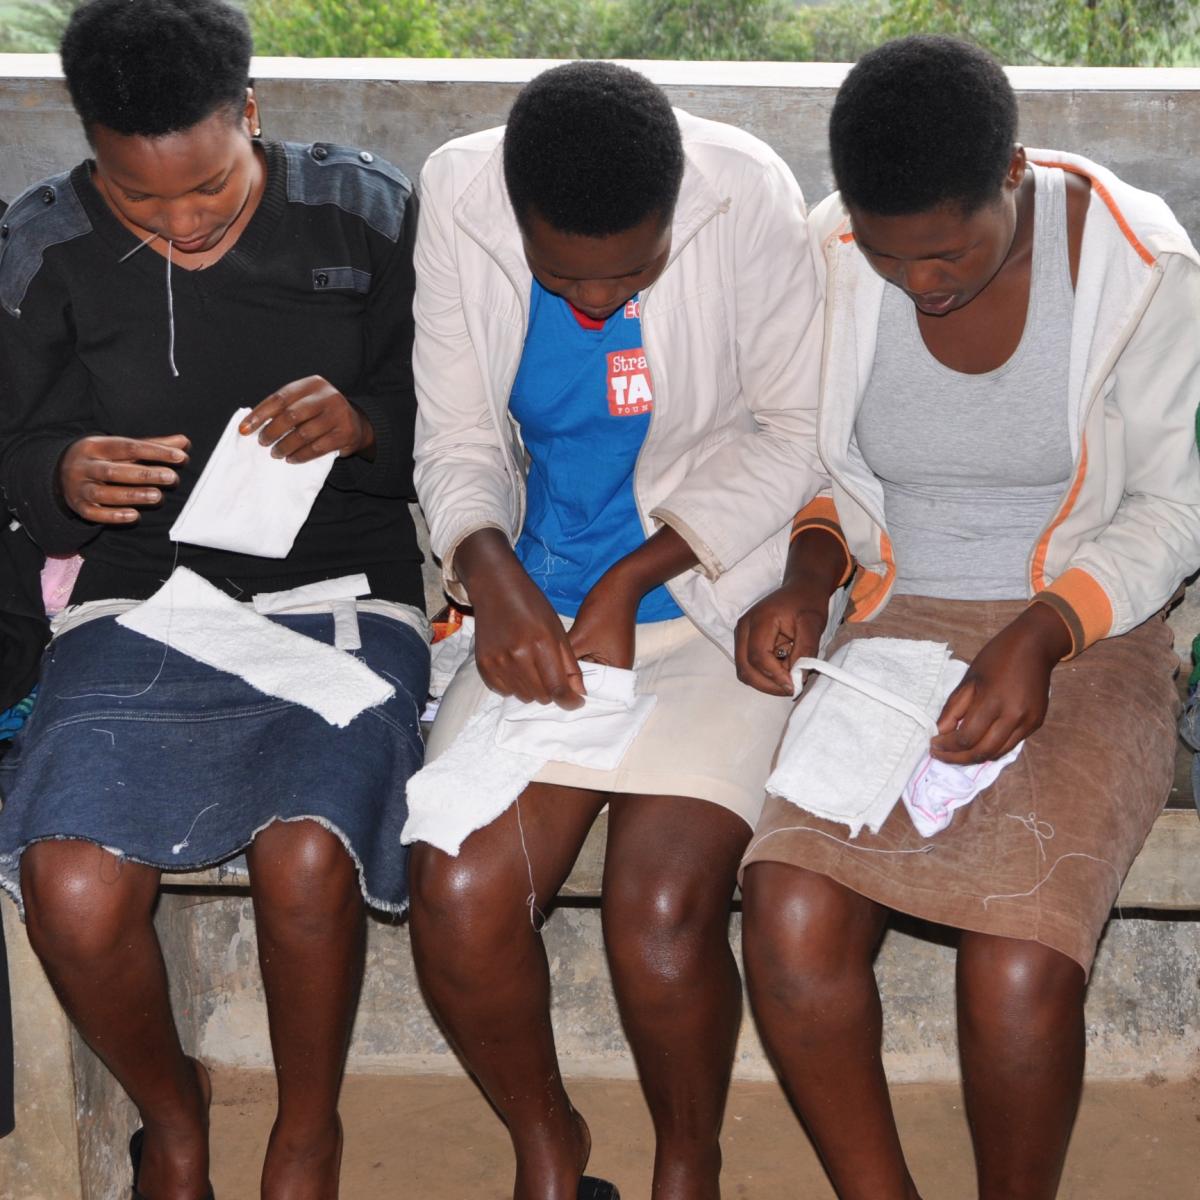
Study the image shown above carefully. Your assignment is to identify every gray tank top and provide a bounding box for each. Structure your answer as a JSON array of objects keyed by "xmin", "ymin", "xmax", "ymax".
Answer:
[{"xmin": 855, "ymin": 164, "xmax": 1075, "ymax": 601}]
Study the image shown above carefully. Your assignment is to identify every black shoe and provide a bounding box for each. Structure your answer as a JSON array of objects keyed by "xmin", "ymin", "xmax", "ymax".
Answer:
[
  {"xmin": 579, "ymin": 1176, "xmax": 620, "ymax": 1200},
  {"xmin": 129, "ymin": 1127, "xmax": 215, "ymax": 1200}
]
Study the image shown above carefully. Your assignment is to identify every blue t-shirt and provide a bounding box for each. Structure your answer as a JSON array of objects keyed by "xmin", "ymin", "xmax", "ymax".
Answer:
[{"xmin": 510, "ymin": 280, "xmax": 684, "ymax": 622}]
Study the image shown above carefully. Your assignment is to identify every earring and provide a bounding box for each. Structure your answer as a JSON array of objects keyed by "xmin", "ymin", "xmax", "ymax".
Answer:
[{"xmin": 253, "ymin": 126, "xmax": 262, "ymax": 138}]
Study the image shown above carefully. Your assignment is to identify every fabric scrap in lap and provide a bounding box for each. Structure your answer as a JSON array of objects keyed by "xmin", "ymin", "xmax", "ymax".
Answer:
[{"xmin": 741, "ymin": 595, "xmax": 1180, "ymax": 975}]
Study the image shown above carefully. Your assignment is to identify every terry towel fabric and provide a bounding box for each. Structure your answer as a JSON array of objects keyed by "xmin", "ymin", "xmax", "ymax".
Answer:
[
  {"xmin": 767, "ymin": 639, "xmax": 965, "ymax": 837},
  {"xmin": 768, "ymin": 639, "xmax": 1024, "ymax": 838},
  {"xmin": 116, "ymin": 567, "xmax": 393, "ymax": 727},
  {"xmin": 170, "ymin": 407, "xmax": 337, "ymax": 558},
  {"xmin": 402, "ymin": 662, "xmax": 656, "ymax": 856}
]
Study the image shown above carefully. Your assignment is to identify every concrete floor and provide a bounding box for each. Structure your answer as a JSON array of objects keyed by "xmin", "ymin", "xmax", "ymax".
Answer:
[{"xmin": 207, "ymin": 1070, "xmax": 1200, "ymax": 1199}]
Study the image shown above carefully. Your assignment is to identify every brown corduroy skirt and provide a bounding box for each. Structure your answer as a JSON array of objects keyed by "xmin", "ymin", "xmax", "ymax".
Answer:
[{"xmin": 740, "ymin": 596, "xmax": 1181, "ymax": 975}]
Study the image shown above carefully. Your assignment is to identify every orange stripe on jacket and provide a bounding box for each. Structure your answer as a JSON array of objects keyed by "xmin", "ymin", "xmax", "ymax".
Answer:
[
  {"xmin": 1032, "ymin": 159, "xmax": 1156, "ymax": 268},
  {"xmin": 1031, "ymin": 437, "xmax": 1088, "ymax": 594}
]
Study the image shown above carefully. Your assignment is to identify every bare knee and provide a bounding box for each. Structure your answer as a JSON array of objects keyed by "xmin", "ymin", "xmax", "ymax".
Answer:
[
  {"xmin": 958, "ymin": 935, "xmax": 1084, "ymax": 1041},
  {"xmin": 249, "ymin": 820, "xmax": 360, "ymax": 933},
  {"xmin": 21, "ymin": 840, "xmax": 157, "ymax": 965},
  {"xmin": 602, "ymin": 866, "xmax": 731, "ymax": 984},
  {"xmin": 742, "ymin": 863, "xmax": 884, "ymax": 997}
]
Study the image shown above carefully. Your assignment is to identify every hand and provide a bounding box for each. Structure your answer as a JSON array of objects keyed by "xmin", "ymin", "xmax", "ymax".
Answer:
[
  {"xmin": 931, "ymin": 604, "xmax": 1072, "ymax": 766},
  {"xmin": 735, "ymin": 575, "xmax": 832, "ymax": 696},
  {"xmin": 458, "ymin": 529, "xmax": 585, "ymax": 709},
  {"xmin": 58, "ymin": 434, "xmax": 190, "ymax": 525},
  {"xmin": 568, "ymin": 570, "xmax": 640, "ymax": 670},
  {"xmin": 239, "ymin": 377, "xmax": 375, "ymax": 463}
]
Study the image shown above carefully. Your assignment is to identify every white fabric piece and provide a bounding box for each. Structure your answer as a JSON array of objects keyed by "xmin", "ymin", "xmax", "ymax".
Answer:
[
  {"xmin": 116, "ymin": 567, "xmax": 393, "ymax": 727},
  {"xmin": 401, "ymin": 662, "xmax": 657, "ymax": 856},
  {"xmin": 902, "ymin": 742, "xmax": 1024, "ymax": 837},
  {"xmin": 766, "ymin": 638, "xmax": 967, "ymax": 837},
  {"xmin": 253, "ymin": 574, "xmax": 369, "ymax": 651},
  {"xmin": 401, "ymin": 691, "xmax": 540, "ymax": 855},
  {"xmin": 170, "ymin": 407, "xmax": 336, "ymax": 558},
  {"xmin": 428, "ymin": 616, "xmax": 475, "ymax": 699},
  {"xmin": 495, "ymin": 662, "xmax": 657, "ymax": 770}
]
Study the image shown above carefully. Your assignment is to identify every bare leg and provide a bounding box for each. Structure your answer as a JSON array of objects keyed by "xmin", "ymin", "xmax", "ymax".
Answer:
[
  {"xmin": 409, "ymin": 783, "xmax": 608, "ymax": 1200},
  {"xmin": 957, "ymin": 932, "xmax": 1086, "ymax": 1200},
  {"xmin": 21, "ymin": 840, "xmax": 211, "ymax": 1200},
  {"xmin": 247, "ymin": 819, "xmax": 366, "ymax": 1200},
  {"xmin": 601, "ymin": 794, "xmax": 750, "ymax": 1200},
  {"xmin": 741, "ymin": 863, "xmax": 919, "ymax": 1200}
]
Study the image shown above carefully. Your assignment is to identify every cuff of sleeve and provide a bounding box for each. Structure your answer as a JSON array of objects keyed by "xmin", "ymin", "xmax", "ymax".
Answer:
[
  {"xmin": 1030, "ymin": 567, "xmax": 1114, "ymax": 657},
  {"xmin": 329, "ymin": 394, "xmax": 410, "ymax": 496},
  {"xmin": 11, "ymin": 436, "xmax": 98, "ymax": 556},
  {"xmin": 649, "ymin": 507, "xmax": 722, "ymax": 581},
  {"xmin": 440, "ymin": 519, "xmax": 513, "ymax": 606},
  {"xmin": 791, "ymin": 497, "xmax": 854, "ymax": 587}
]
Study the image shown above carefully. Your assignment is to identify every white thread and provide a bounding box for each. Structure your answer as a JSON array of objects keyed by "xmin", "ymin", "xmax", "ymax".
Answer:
[
  {"xmin": 744, "ymin": 824, "xmax": 937, "ymax": 860},
  {"xmin": 57, "ymin": 543, "xmax": 180, "ymax": 700},
  {"xmin": 165, "ymin": 240, "xmax": 179, "ymax": 378},
  {"xmin": 91, "ymin": 727, "xmax": 116, "ymax": 746},
  {"xmin": 1005, "ymin": 811, "xmax": 1055, "ymax": 861},
  {"xmin": 171, "ymin": 802, "xmax": 219, "ymax": 855},
  {"xmin": 118, "ymin": 231, "xmax": 159, "ymax": 263},
  {"xmin": 981, "ymin": 852, "xmax": 1121, "ymax": 909},
  {"xmin": 514, "ymin": 795, "xmax": 547, "ymax": 933}
]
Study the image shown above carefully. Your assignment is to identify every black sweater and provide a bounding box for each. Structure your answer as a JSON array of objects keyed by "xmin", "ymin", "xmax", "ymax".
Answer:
[{"xmin": 0, "ymin": 141, "xmax": 423, "ymax": 606}]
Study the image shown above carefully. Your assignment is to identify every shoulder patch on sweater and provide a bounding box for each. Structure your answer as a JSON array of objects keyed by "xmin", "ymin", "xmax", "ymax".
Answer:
[
  {"xmin": 283, "ymin": 142, "xmax": 413, "ymax": 242},
  {"xmin": 0, "ymin": 171, "xmax": 91, "ymax": 317}
]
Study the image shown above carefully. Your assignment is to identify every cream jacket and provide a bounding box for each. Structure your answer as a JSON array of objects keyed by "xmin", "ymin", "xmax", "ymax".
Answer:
[
  {"xmin": 412, "ymin": 111, "xmax": 826, "ymax": 656},
  {"xmin": 793, "ymin": 149, "xmax": 1200, "ymax": 655}
]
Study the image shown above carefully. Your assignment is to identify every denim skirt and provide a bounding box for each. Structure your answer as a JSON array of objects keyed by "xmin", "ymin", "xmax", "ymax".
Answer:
[{"xmin": 0, "ymin": 607, "xmax": 429, "ymax": 914}]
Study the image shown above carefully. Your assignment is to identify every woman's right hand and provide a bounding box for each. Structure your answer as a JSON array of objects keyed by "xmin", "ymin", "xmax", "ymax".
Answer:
[
  {"xmin": 735, "ymin": 575, "xmax": 834, "ymax": 696},
  {"xmin": 456, "ymin": 528, "xmax": 585, "ymax": 709},
  {"xmin": 58, "ymin": 434, "xmax": 190, "ymax": 524},
  {"xmin": 735, "ymin": 526, "xmax": 850, "ymax": 696}
]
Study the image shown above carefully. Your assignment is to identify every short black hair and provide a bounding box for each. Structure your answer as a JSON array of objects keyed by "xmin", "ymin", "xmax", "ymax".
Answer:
[
  {"xmin": 61, "ymin": 0, "xmax": 252, "ymax": 138},
  {"xmin": 503, "ymin": 61, "xmax": 685, "ymax": 237},
  {"xmin": 830, "ymin": 36, "xmax": 1018, "ymax": 216}
]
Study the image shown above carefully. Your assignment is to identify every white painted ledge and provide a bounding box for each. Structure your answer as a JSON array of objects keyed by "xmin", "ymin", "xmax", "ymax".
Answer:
[{"xmin": 2, "ymin": 52, "xmax": 1199, "ymax": 91}]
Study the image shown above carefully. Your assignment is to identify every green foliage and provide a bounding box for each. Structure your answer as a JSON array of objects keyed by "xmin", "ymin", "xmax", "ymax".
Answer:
[
  {"xmin": 248, "ymin": 0, "xmax": 447, "ymax": 56},
  {"xmin": 881, "ymin": 0, "xmax": 1195, "ymax": 66},
  {"xmin": 0, "ymin": 0, "xmax": 1192, "ymax": 65},
  {"xmin": 0, "ymin": 0, "xmax": 78, "ymax": 52},
  {"xmin": 438, "ymin": 0, "xmax": 611, "ymax": 58},
  {"xmin": 602, "ymin": 0, "xmax": 813, "ymax": 61}
]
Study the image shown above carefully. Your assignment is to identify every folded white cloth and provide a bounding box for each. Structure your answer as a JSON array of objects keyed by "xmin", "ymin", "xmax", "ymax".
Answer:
[
  {"xmin": 766, "ymin": 639, "xmax": 967, "ymax": 837},
  {"xmin": 253, "ymin": 574, "xmax": 370, "ymax": 651},
  {"xmin": 495, "ymin": 662, "xmax": 656, "ymax": 770},
  {"xmin": 902, "ymin": 742, "xmax": 1024, "ymax": 837},
  {"xmin": 116, "ymin": 567, "xmax": 393, "ymax": 727},
  {"xmin": 170, "ymin": 407, "xmax": 336, "ymax": 558},
  {"xmin": 402, "ymin": 662, "xmax": 656, "ymax": 856},
  {"xmin": 428, "ymin": 616, "xmax": 475, "ymax": 700}
]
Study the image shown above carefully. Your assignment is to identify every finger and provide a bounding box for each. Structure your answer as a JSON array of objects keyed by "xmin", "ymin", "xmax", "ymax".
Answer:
[
  {"xmin": 935, "ymin": 679, "xmax": 975, "ymax": 735},
  {"xmin": 285, "ymin": 429, "xmax": 345, "ymax": 463},
  {"xmin": 92, "ymin": 460, "xmax": 180, "ymax": 488},
  {"xmin": 932, "ymin": 714, "xmax": 1013, "ymax": 766},
  {"xmin": 141, "ymin": 433, "xmax": 191, "ymax": 455},
  {"xmin": 111, "ymin": 437, "xmax": 189, "ymax": 464},
  {"xmin": 534, "ymin": 639, "xmax": 584, "ymax": 710},
  {"xmin": 241, "ymin": 379, "xmax": 319, "ymax": 434},
  {"xmin": 74, "ymin": 500, "xmax": 140, "ymax": 524},
  {"xmin": 273, "ymin": 416, "xmax": 339, "ymax": 461},
  {"xmin": 81, "ymin": 482, "xmax": 165, "ymax": 509},
  {"xmin": 931, "ymin": 692, "xmax": 998, "ymax": 757}
]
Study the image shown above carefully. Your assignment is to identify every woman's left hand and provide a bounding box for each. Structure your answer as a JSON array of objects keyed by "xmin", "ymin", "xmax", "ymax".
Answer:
[
  {"xmin": 931, "ymin": 603, "xmax": 1073, "ymax": 766},
  {"xmin": 568, "ymin": 570, "xmax": 640, "ymax": 670},
  {"xmin": 240, "ymin": 376, "xmax": 375, "ymax": 463}
]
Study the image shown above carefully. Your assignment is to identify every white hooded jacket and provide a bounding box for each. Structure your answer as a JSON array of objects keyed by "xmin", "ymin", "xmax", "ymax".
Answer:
[
  {"xmin": 793, "ymin": 150, "xmax": 1200, "ymax": 655},
  {"xmin": 412, "ymin": 110, "xmax": 826, "ymax": 656}
]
